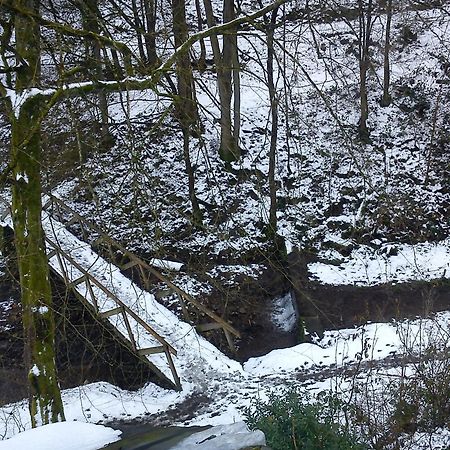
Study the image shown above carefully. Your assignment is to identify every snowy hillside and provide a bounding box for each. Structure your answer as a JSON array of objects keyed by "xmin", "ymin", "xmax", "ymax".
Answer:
[{"xmin": 0, "ymin": 0, "xmax": 449, "ymax": 448}]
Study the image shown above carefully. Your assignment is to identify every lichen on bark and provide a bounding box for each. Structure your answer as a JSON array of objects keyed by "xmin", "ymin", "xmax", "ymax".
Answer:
[{"xmin": 11, "ymin": 0, "xmax": 65, "ymax": 427}]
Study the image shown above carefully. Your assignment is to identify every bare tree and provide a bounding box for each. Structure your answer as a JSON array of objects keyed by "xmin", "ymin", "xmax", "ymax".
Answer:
[
  {"xmin": 358, "ymin": 0, "xmax": 374, "ymax": 140},
  {"xmin": 203, "ymin": 0, "xmax": 241, "ymax": 162},
  {"xmin": 172, "ymin": 0, "xmax": 203, "ymax": 224},
  {"xmin": 381, "ymin": 0, "xmax": 392, "ymax": 107}
]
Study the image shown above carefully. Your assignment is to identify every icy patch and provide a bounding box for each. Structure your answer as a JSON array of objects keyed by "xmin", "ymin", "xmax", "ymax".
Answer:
[
  {"xmin": 170, "ymin": 422, "xmax": 266, "ymax": 450},
  {"xmin": 271, "ymin": 292, "xmax": 297, "ymax": 332},
  {"xmin": 0, "ymin": 421, "xmax": 121, "ymax": 450}
]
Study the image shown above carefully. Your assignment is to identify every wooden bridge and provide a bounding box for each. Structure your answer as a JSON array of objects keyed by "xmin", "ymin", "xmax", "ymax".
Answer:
[{"xmin": 0, "ymin": 194, "xmax": 240, "ymax": 391}]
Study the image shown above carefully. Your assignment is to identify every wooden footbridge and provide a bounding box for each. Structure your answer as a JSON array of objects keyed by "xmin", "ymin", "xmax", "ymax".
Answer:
[{"xmin": 0, "ymin": 194, "xmax": 240, "ymax": 391}]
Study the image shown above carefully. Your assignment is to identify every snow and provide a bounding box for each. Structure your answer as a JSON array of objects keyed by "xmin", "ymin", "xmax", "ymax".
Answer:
[
  {"xmin": 0, "ymin": 422, "xmax": 121, "ymax": 450},
  {"xmin": 149, "ymin": 258, "xmax": 184, "ymax": 271},
  {"xmin": 29, "ymin": 365, "xmax": 40, "ymax": 377},
  {"xmin": 309, "ymin": 239, "xmax": 450, "ymax": 285},
  {"xmin": 245, "ymin": 311, "xmax": 450, "ymax": 376},
  {"xmin": 170, "ymin": 422, "xmax": 266, "ymax": 450},
  {"xmin": 14, "ymin": 173, "xmax": 28, "ymax": 184}
]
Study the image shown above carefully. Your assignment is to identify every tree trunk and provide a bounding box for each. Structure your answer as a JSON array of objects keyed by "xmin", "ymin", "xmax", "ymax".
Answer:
[
  {"xmin": 381, "ymin": 0, "xmax": 392, "ymax": 107},
  {"xmin": 358, "ymin": 0, "xmax": 372, "ymax": 141},
  {"xmin": 203, "ymin": 0, "xmax": 240, "ymax": 162},
  {"xmin": 194, "ymin": 0, "xmax": 207, "ymax": 69},
  {"xmin": 13, "ymin": 0, "xmax": 65, "ymax": 426},
  {"xmin": 224, "ymin": 0, "xmax": 240, "ymax": 145},
  {"xmin": 80, "ymin": 0, "xmax": 110, "ymax": 145},
  {"xmin": 172, "ymin": 0, "xmax": 202, "ymax": 224},
  {"xmin": 142, "ymin": 0, "xmax": 158, "ymax": 67},
  {"xmin": 267, "ymin": 8, "xmax": 278, "ymax": 237},
  {"xmin": 131, "ymin": 0, "xmax": 147, "ymax": 62}
]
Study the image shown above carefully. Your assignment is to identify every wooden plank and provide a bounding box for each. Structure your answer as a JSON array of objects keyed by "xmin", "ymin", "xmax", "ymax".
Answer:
[
  {"xmin": 138, "ymin": 263, "xmax": 150, "ymax": 290},
  {"xmin": 66, "ymin": 216, "xmax": 79, "ymax": 226},
  {"xmin": 99, "ymin": 306, "xmax": 123, "ymax": 318},
  {"xmin": 196, "ymin": 322, "xmax": 223, "ymax": 332},
  {"xmin": 69, "ymin": 275, "xmax": 87, "ymax": 287},
  {"xmin": 165, "ymin": 347, "xmax": 182, "ymax": 391},
  {"xmin": 121, "ymin": 260, "xmax": 139, "ymax": 270},
  {"xmin": 85, "ymin": 278, "xmax": 99, "ymax": 312},
  {"xmin": 224, "ymin": 329, "xmax": 236, "ymax": 353},
  {"xmin": 178, "ymin": 293, "xmax": 190, "ymax": 322},
  {"xmin": 122, "ymin": 309, "xmax": 137, "ymax": 351},
  {"xmin": 138, "ymin": 346, "xmax": 165, "ymax": 356},
  {"xmin": 46, "ymin": 249, "xmax": 57, "ymax": 259},
  {"xmin": 45, "ymin": 236, "xmax": 177, "ymax": 356}
]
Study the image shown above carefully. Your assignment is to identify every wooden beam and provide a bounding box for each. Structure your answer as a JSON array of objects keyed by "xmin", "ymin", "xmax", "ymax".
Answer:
[
  {"xmin": 99, "ymin": 306, "xmax": 123, "ymax": 318},
  {"xmin": 196, "ymin": 322, "xmax": 223, "ymax": 332},
  {"xmin": 69, "ymin": 275, "xmax": 87, "ymax": 287},
  {"xmin": 138, "ymin": 346, "xmax": 165, "ymax": 356},
  {"xmin": 46, "ymin": 249, "xmax": 57, "ymax": 259},
  {"xmin": 121, "ymin": 260, "xmax": 139, "ymax": 270}
]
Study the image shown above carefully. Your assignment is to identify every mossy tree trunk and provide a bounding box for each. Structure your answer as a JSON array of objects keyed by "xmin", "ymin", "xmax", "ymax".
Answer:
[{"xmin": 12, "ymin": 0, "xmax": 65, "ymax": 427}]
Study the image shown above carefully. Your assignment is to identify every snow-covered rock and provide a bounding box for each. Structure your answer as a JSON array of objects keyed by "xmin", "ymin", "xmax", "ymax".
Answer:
[{"xmin": 169, "ymin": 422, "xmax": 266, "ymax": 450}]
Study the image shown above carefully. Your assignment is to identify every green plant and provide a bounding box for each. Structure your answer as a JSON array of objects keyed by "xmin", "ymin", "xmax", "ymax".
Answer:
[{"xmin": 243, "ymin": 388, "xmax": 367, "ymax": 450}]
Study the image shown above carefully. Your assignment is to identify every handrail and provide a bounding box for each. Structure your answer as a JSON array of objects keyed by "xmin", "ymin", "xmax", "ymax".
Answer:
[{"xmin": 43, "ymin": 194, "xmax": 241, "ymax": 342}]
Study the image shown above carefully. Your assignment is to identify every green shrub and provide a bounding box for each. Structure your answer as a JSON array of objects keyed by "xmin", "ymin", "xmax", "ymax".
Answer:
[{"xmin": 243, "ymin": 388, "xmax": 367, "ymax": 450}]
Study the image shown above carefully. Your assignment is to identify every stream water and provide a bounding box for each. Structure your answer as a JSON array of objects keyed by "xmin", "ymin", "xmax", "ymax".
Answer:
[{"xmin": 103, "ymin": 424, "xmax": 209, "ymax": 450}]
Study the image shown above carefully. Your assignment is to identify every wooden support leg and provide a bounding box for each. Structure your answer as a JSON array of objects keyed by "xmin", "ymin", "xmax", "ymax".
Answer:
[
  {"xmin": 224, "ymin": 328, "xmax": 236, "ymax": 353},
  {"xmin": 165, "ymin": 346, "xmax": 181, "ymax": 391}
]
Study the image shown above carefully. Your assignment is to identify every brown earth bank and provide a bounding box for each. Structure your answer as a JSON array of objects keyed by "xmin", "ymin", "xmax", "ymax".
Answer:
[{"xmin": 0, "ymin": 261, "xmax": 449, "ymax": 406}]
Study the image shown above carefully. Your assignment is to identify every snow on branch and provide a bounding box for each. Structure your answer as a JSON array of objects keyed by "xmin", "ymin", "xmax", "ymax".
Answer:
[{"xmin": 3, "ymin": 0, "xmax": 290, "ymax": 116}]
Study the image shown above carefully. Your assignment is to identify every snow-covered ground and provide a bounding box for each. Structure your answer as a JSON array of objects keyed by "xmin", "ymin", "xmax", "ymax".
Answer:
[
  {"xmin": 1, "ymin": 305, "xmax": 449, "ymax": 447},
  {"xmin": 0, "ymin": 422, "xmax": 121, "ymax": 450},
  {"xmin": 310, "ymin": 237, "xmax": 450, "ymax": 285}
]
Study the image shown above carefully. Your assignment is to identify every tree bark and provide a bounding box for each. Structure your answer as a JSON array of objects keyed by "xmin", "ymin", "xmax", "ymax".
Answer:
[
  {"xmin": 13, "ymin": 0, "xmax": 65, "ymax": 427},
  {"xmin": 358, "ymin": 0, "xmax": 373, "ymax": 141},
  {"xmin": 172, "ymin": 0, "xmax": 203, "ymax": 224},
  {"xmin": 267, "ymin": 8, "xmax": 278, "ymax": 237},
  {"xmin": 194, "ymin": 0, "xmax": 207, "ymax": 69},
  {"xmin": 142, "ymin": 0, "xmax": 158, "ymax": 67},
  {"xmin": 79, "ymin": 0, "xmax": 110, "ymax": 145},
  {"xmin": 381, "ymin": 0, "xmax": 392, "ymax": 107},
  {"xmin": 203, "ymin": 0, "xmax": 240, "ymax": 162}
]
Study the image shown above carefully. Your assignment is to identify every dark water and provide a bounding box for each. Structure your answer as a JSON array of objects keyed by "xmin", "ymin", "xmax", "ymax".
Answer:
[{"xmin": 103, "ymin": 424, "xmax": 209, "ymax": 450}]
